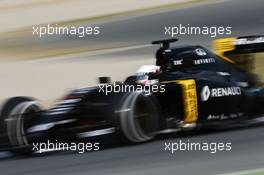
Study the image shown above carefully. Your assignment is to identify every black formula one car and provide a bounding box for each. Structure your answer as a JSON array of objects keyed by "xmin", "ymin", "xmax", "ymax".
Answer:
[{"xmin": 1, "ymin": 36, "xmax": 264, "ymax": 154}]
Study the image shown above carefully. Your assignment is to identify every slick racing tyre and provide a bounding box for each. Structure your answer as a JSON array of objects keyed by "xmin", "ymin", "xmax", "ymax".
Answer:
[
  {"xmin": 0, "ymin": 97, "xmax": 42, "ymax": 154},
  {"xmin": 118, "ymin": 92, "xmax": 161, "ymax": 143}
]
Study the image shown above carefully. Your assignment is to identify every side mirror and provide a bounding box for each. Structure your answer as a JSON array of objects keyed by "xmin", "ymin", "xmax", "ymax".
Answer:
[{"xmin": 98, "ymin": 77, "xmax": 111, "ymax": 84}]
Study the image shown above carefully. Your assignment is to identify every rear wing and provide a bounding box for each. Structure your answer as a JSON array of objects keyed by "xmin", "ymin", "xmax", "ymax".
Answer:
[
  {"xmin": 213, "ymin": 36, "xmax": 264, "ymax": 54},
  {"xmin": 212, "ymin": 36, "xmax": 264, "ymax": 75},
  {"xmin": 213, "ymin": 36, "xmax": 264, "ymax": 64}
]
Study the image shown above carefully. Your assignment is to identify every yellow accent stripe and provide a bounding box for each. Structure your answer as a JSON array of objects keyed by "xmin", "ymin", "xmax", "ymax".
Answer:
[
  {"xmin": 213, "ymin": 37, "xmax": 237, "ymax": 64},
  {"xmin": 162, "ymin": 80, "xmax": 198, "ymax": 123},
  {"xmin": 216, "ymin": 53, "xmax": 235, "ymax": 64},
  {"xmin": 176, "ymin": 80, "xmax": 198, "ymax": 123}
]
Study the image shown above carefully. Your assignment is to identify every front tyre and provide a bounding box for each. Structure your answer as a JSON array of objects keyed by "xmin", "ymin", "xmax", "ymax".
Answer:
[
  {"xmin": 118, "ymin": 92, "xmax": 161, "ymax": 143},
  {"xmin": 0, "ymin": 97, "xmax": 42, "ymax": 154}
]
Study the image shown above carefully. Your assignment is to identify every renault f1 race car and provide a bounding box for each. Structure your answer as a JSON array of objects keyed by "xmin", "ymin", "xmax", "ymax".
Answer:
[{"xmin": 1, "ymin": 36, "xmax": 264, "ymax": 154}]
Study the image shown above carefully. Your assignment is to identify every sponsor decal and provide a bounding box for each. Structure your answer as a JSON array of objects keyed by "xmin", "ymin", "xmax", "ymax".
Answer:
[
  {"xmin": 207, "ymin": 113, "xmax": 243, "ymax": 120},
  {"xmin": 176, "ymin": 80, "xmax": 198, "ymax": 123},
  {"xmin": 194, "ymin": 58, "xmax": 215, "ymax": 65},
  {"xmin": 235, "ymin": 37, "xmax": 264, "ymax": 45},
  {"xmin": 237, "ymin": 82, "xmax": 249, "ymax": 87},
  {"xmin": 207, "ymin": 114, "xmax": 228, "ymax": 120},
  {"xmin": 173, "ymin": 59, "xmax": 183, "ymax": 65},
  {"xmin": 173, "ymin": 57, "xmax": 215, "ymax": 66},
  {"xmin": 194, "ymin": 48, "xmax": 207, "ymax": 56},
  {"xmin": 201, "ymin": 86, "xmax": 241, "ymax": 101}
]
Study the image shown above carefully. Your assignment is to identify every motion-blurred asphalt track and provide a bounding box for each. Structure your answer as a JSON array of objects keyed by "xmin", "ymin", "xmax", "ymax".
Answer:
[{"xmin": 1, "ymin": 0, "xmax": 264, "ymax": 174}]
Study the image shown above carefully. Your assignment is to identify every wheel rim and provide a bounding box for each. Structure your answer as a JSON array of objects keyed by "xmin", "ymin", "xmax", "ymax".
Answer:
[
  {"xmin": 7, "ymin": 101, "xmax": 42, "ymax": 146},
  {"xmin": 133, "ymin": 95, "xmax": 158, "ymax": 139},
  {"xmin": 120, "ymin": 92, "xmax": 159, "ymax": 143}
]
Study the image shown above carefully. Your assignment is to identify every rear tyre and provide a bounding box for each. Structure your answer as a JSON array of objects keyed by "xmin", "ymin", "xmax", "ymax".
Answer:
[
  {"xmin": 0, "ymin": 97, "xmax": 42, "ymax": 154},
  {"xmin": 118, "ymin": 92, "xmax": 161, "ymax": 143}
]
